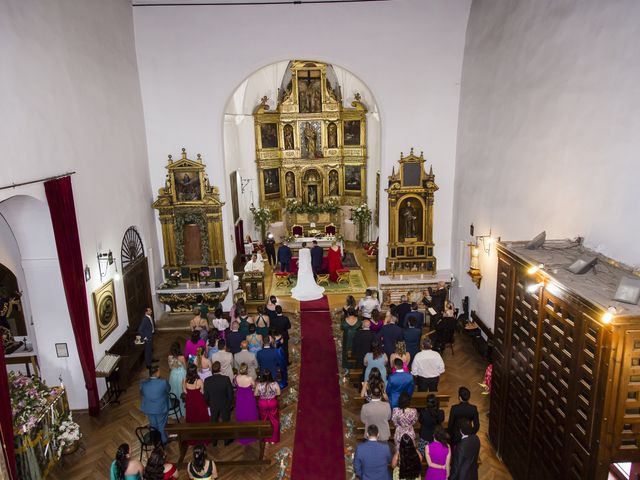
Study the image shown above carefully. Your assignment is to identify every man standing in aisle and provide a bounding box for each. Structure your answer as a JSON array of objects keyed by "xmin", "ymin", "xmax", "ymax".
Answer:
[
  {"xmin": 138, "ymin": 307, "xmax": 156, "ymax": 368},
  {"xmin": 411, "ymin": 338, "xmax": 445, "ymax": 391},
  {"xmin": 140, "ymin": 366, "xmax": 171, "ymax": 445},
  {"xmin": 264, "ymin": 232, "xmax": 276, "ymax": 267},
  {"xmin": 310, "ymin": 240, "xmax": 324, "ymax": 276}
]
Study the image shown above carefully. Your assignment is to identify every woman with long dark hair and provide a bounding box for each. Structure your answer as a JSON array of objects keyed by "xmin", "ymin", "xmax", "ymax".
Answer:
[
  {"xmin": 254, "ymin": 369, "xmax": 281, "ymax": 443},
  {"xmin": 341, "ymin": 307, "xmax": 361, "ymax": 368},
  {"xmin": 418, "ymin": 394, "xmax": 445, "ymax": 455},
  {"xmin": 187, "ymin": 445, "xmax": 218, "ymax": 479},
  {"xmin": 183, "ymin": 364, "xmax": 210, "ymax": 443},
  {"xmin": 391, "ymin": 434, "xmax": 422, "ymax": 480},
  {"xmin": 168, "ymin": 341, "xmax": 186, "ymax": 417},
  {"xmin": 110, "ymin": 443, "xmax": 143, "ymax": 480},
  {"xmin": 360, "ymin": 367, "xmax": 387, "ymax": 401},
  {"xmin": 363, "ymin": 340, "xmax": 388, "ymax": 383},
  {"xmin": 424, "ymin": 425, "xmax": 451, "ymax": 480},
  {"xmin": 391, "ymin": 392, "xmax": 418, "ymax": 450},
  {"xmin": 143, "ymin": 447, "xmax": 178, "ymax": 479}
]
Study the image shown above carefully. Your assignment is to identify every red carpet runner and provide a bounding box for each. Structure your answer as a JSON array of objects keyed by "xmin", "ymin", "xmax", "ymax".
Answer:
[{"xmin": 291, "ymin": 296, "xmax": 346, "ymax": 480}]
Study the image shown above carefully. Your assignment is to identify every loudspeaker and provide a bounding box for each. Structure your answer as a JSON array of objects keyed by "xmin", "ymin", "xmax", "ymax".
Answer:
[
  {"xmin": 613, "ymin": 276, "xmax": 640, "ymax": 305},
  {"xmin": 567, "ymin": 257, "xmax": 597, "ymax": 274},
  {"xmin": 526, "ymin": 231, "xmax": 546, "ymax": 250}
]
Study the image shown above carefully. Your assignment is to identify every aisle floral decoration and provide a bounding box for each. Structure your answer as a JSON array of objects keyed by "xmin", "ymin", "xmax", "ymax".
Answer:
[
  {"xmin": 350, "ymin": 204, "xmax": 372, "ymax": 245},
  {"xmin": 9, "ymin": 371, "xmax": 62, "ymax": 432},
  {"xmin": 55, "ymin": 414, "xmax": 82, "ymax": 456},
  {"xmin": 250, "ymin": 205, "xmax": 272, "ymax": 240}
]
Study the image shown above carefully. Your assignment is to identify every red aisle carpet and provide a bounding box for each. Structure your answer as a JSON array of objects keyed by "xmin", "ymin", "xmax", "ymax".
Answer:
[{"xmin": 291, "ymin": 296, "xmax": 346, "ymax": 480}]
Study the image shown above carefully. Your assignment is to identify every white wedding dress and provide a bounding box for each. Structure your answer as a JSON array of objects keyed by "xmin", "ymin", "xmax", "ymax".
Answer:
[{"xmin": 291, "ymin": 247, "xmax": 325, "ymax": 301}]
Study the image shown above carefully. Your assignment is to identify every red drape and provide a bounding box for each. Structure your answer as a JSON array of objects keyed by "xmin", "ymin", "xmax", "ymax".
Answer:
[
  {"xmin": 44, "ymin": 176, "xmax": 100, "ymax": 416},
  {"xmin": 0, "ymin": 342, "xmax": 17, "ymax": 479}
]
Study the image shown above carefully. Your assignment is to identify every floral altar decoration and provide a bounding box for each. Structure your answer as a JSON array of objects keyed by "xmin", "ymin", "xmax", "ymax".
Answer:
[
  {"xmin": 350, "ymin": 203, "xmax": 372, "ymax": 245},
  {"xmin": 9, "ymin": 371, "xmax": 73, "ymax": 479}
]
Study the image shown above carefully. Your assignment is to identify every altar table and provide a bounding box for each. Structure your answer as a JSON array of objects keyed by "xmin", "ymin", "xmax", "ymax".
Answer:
[
  {"xmin": 157, "ymin": 281, "xmax": 229, "ymax": 313},
  {"xmin": 288, "ymin": 236, "xmax": 343, "ymax": 255}
]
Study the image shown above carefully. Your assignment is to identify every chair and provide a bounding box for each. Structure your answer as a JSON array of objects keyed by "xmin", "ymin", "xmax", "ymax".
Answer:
[
  {"xmin": 325, "ymin": 223, "xmax": 336, "ymax": 236},
  {"xmin": 275, "ymin": 272, "xmax": 292, "ymax": 288},
  {"xmin": 336, "ymin": 268, "xmax": 351, "ymax": 285},
  {"xmin": 316, "ymin": 273, "xmax": 330, "ymax": 286},
  {"xmin": 169, "ymin": 393, "xmax": 182, "ymax": 422},
  {"xmin": 135, "ymin": 425, "xmax": 161, "ymax": 461},
  {"xmin": 292, "ymin": 225, "xmax": 303, "ymax": 237}
]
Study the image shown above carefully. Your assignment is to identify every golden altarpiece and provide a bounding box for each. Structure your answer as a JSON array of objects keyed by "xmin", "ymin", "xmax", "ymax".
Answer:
[
  {"xmin": 253, "ymin": 60, "xmax": 367, "ymax": 234},
  {"xmin": 152, "ymin": 149, "xmax": 227, "ymax": 285},
  {"xmin": 385, "ymin": 149, "xmax": 438, "ymax": 275}
]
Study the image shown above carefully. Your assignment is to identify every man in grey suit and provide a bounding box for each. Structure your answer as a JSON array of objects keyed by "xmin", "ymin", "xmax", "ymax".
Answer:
[
  {"xmin": 139, "ymin": 366, "xmax": 171, "ymax": 444},
  {"xmin": 360, "ymin": 387, "xmax": 391, "ymax": 442},
  {"xmin": 233, "ymin": 340, "xmax": 259, "ymax": 380},
  {"xmin": 354, "ymin": 424, "xmax": 392, "ymax": 480}
]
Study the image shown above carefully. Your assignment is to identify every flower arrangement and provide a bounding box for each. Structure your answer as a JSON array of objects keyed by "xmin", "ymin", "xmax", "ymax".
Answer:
[
  {"xmin": 56, "ymin": 414, "xmax": 82, "ymax": 455},
  {"xmin": 9, "ymin": 371, "xmax": 61, "ymax": 432},
  {"xmin": 199, "ymin": 269, "xmax": 211, "ymax": 285},
  {"xmin": 285, "ymin": 198, "xmax": 340, "ymax": 215},
  {"xmin": 351, "ymin": 204, "xmax": 372, "ymax": 245},
  {"xmin": 250, "ymin": 206, "xmax": 273, "ymax": 240},
  {"xmin": 281, "ymin": 234, "xmax": 295, "ymax": 244}
]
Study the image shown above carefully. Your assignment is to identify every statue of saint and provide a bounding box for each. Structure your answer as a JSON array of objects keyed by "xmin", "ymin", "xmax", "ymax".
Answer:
[
  {"xmin": 308, "ymin": 186, "xmax": 317, "ymax": 205},
  {"xmin": 304, "ymin": 122, "xmax": 317, "ymax": 159},
  {"xmin": 328, "ymin": 123, "xmax": 337, "ymax": 148},
  {"xmin": 286, "ymin": 173, "xmax": 295, "ymax": 197},
  {"xmin": 284, "ymin": 125, "xmax": 294, "ymax": 150},
  {"xmin": 329, "ymin": 171, "xmax": 338, "ymax": 195},
  {"xmin": 401, "ymin": 201, "xmax": 418, "ymax": 239}
]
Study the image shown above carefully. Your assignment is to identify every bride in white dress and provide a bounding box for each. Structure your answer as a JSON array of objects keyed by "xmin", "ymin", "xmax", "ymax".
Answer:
[{"xmin": 291, "ymin": 244, "xmax": 325, "ymax": 301}]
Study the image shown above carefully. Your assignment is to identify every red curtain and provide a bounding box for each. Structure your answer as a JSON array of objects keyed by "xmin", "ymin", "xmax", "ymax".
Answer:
[
  {"xmin": 44, "ymin": 176, "xmax": 100, "ymax": 416},
  {"xmin": 0, "ymin": 342, "xmax": 17, "ymax": 479}
]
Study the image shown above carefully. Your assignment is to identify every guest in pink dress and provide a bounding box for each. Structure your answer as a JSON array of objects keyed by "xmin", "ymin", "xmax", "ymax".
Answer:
[
  {"xmin": 254, "ymin": 369, "xmax": 281, "ymax": 443},
  {"xmin": 392, "ymin": 392, "xmax": 418, "ymax": 450},
  {"xmin": 424, "ymin": 426, "xmax": 451, "ymax": 480},
  {"xmin": 185, "ymin": 330, "xmax": 206, "ymax": 363}
]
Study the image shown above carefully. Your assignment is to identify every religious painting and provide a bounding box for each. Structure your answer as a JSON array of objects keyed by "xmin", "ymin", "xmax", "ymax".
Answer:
[
  {"xmin": 260, "ymin": 123, "xmax": 278, "ymax": 149},
  {"xmin": 328, "ymin": 169, "xmax": 339, "ymax": 196},
  {"xmin": 93, "ymin": 280, "xmax": 118, "ymax": 344},
  {"xmin": 398, "ymin": 198, "xmax": 423, "ymax": 241},
  {"xmin": 174, "ymin": 170, "xmax": 201, "ymax": 202},
  {"xmin": 327, "ymin": 122, "xmax": 338, "ymax": 148},
  {"xmin": 344, "ymin": 165, "xmax": 362, "ymax": 192},
  {"xmin": 283, "ymin": 124, "xmax": 295, "ymax": 150},
  {"xmin": 344, "ymin": 120, "xmax": 361, "ymax": 145},
  {"xmin": 297, "ymin": 69, "xmax": 322, "ymax": 113},
  {"xmin": 300, "ymin": 121, "xmax": 322, "ymax": 159},
  {"xmin": 285, "ymin": 171, "xmax": 296, "ymax": 197},
  {"xmin": 307, "ymin": 184, "xmax": 318, "ymax": 205},
  {"xmin": 402, "ymin": 163, "xmax": 421, "ymax": 187},
  {"xmin": 263, "ymin": 168, "xmax": 280, "ymax": 196}
]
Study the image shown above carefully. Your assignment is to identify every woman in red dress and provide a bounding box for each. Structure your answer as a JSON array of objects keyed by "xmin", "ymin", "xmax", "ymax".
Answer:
[
  {"xmin": 182, "ymin": 364, "xmax": 210, "ymax": 445},
  {"xmin": 327, "ymin": 240, "xmax": 343, "ymax": 282}
]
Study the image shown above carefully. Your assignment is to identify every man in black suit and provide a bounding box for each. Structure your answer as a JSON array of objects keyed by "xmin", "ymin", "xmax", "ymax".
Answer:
[
  {"xmin": 433, "ymin": 313, "xmax": 457, "ymax": 352},
  {"xmin": 138, "ymin": 307, "xmax": 157, "ymax": 367},
  {"xmin": 270, "ymin": 305, "xmax": 291, "ymax": 364},
  {"xmin": 403, "ymin": 316, "xmax": 422, "ymax": 366},
  {"xmin": 449, "ymin": 418, "xmax": 480, "ymax": 480},
  {"xmin": 376, "ymin": 315, "xmax": 404, "ymax": 359},
  {"xmin": 396, "ymin": 295, "xmax": 412, "ymax": 328},
  {"xmin": 310, "ymin": 240, "xmax": 324, "ymax": 276},
  {"xmin": 264, "ymin": 232, "xmax": 276, "ymax": 266},
  {"xmin": 203, "ymin": 361, "xmax": 234, "ymax": 445},
  {"xmin": 448, "ymin": 386, "xmax": 480, "ymax": 446},
  {"xmin": 277, "ymin": 243, "xmax": 292, "ymax": 273},
  {"xmin": 405, "ymin": 302, "xmax": 425, "ymax": 330},
  {"xmin": 351, "ymin": 319, "xmax": 376, "ymax": 369},
  {"xmin": 226, "ymin": 320, "xmax": 244, "ymax": 355}
]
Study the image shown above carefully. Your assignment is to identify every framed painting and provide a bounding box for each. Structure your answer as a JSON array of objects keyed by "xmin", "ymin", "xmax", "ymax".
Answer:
[
  {"xmin": 93, "ymin": 279, "xmax": 118, "ymax": 344},
  {"xmin": 263, "ymin": 168, "xmax": 280, "ymax": 196},
  {"xmin": 174, "ymin": 170, "xmax": 201, "ymax": 202},
  {"xmin": 344, "ymin": 120, "xmax": 361, "ymax": 146},
  {"xmin": 344, "ymin": 165, "xmax": 362, "ymax": 192},
  {"xmin": 260, "ymin": 123, "xmax": 278, "ymax": 149}
]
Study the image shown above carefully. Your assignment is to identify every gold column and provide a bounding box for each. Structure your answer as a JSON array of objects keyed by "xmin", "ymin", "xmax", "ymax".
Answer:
[{"xmin": 160, "ymin": 215, "xmax": 177, "ymax": 266}]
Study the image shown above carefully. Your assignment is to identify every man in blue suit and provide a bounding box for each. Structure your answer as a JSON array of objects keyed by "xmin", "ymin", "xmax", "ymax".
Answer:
[
  {"xmin": 256, "ymin": 335, "xmax": 282, "ymax": 379},
  {"xmin": 354, "ymin": 424, "xmax": 392, "ymax": 480},
  {"xmin": 140, "ymin": 366, "xmax": 171, "ymax": 444},
  {"xmin": 310, "ymin": 240, "xmax": 324, "ymax": 276},
  {"xmin": 405, "ymin": 302, "xmax": 425, "ymax": 330},
  {"xmin": 277, "ymin": 242, "xmax": 292, "ymax": 272},
  {"xmin": 386, "ymin": 358, "xmax": 415, "ymax": 408},
  {"xmin": 403, "ymin": 315, "xmax": 422, "ymax": 368},
  {"xmin": 138, "ymin": 307, "xmax": 156, "ymax": 367}
]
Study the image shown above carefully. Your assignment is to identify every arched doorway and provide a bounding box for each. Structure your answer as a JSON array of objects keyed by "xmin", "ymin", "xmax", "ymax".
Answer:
[
  {"xmin": 120, "ymin": 227, "xmax": 151, "ymax": 332},
  {"xmin": 0, "ymin": 265, "xmax": 26, "ymax": 336}
]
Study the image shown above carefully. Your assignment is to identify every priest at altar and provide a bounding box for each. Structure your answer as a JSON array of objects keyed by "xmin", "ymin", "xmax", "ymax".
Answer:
[{"xmin": 244, "ymin": 254, "xmax": 264, "ymax": 272}]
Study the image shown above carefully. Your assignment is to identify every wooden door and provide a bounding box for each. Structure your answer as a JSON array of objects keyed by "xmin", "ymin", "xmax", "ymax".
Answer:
[{"xmin": 123, "ymin": 257, "xmax": 152, "ymax": 332}]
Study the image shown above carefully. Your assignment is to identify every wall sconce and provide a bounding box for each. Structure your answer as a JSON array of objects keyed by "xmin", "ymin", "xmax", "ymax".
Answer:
[
  {"xmin": 84, "ymin": 265, "xmax": 91, "ymax": 282},
  {"xmin": 602, "ymin": 306, "xmax": 618, "ymax": 324},
  {"xmin": 467, "ymin": 242, "xmax": 482, "ymax": 289},
  {"xmin": 469, "ymin": 224, "xmax": 497, "ymax": 254},
  {"xmin": 97, "ymin": 250, "xmax": 114, "ymax": 279},
  {"xmin": 526, "ymin": 282, "xmax": 545, "ymax": 293},
  {"xmin": 527, "ymin": 263, "xmax": 544, "ymax": 275}
]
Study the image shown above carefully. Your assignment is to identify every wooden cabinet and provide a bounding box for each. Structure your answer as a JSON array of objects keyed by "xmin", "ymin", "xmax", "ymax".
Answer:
[{"xmin": 491, "ymin": 241, "xmax": 640, "ymax": 480}]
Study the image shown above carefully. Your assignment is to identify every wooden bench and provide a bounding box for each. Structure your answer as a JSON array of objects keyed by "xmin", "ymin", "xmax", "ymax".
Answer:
[
  {"xmin": 352, "ymin": 392, "xmax": 450, "ymax": 410},
  {"xmin": 165, "ymin": 421, "xmax": 273, "ymax": 467}
]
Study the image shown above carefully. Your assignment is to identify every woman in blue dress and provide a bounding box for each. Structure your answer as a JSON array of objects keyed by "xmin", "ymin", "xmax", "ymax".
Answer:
[
  {"xmin": 110, "ymin": 443, "xmax": 144, "ymax": 479},
  {"xmin": 167, "ymin": 341, "xmax": 186, "ymax": 416}
]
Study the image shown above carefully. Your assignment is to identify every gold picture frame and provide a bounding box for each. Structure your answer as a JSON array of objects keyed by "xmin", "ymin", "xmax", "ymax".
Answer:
[{"xmin": 93, "ymin": 279, "xmax": 118, "ymax": 344}]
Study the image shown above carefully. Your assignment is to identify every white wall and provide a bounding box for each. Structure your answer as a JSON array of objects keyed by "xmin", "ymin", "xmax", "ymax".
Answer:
[
  {"xmin": 0, "ymin": 0, "xmax": 159, "ymax": 409},
  {"xmin": 222, "ymin": 61, "xmax": 381, "ymax": 240},
  {"xmin": 133, "ymin": 0, "xmax": 472, "ymax": 275},
  {"xmin": 451, "ymin": 0, "xmax": 640, "ymax": 327}
]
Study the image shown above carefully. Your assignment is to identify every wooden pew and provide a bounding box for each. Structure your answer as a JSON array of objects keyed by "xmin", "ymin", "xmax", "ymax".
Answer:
[
  {"xmin": 165, "ymin": 421, "xmax": 273, "ymax": 467},
  {"xmin": 352, "ymin": 392, "xmax": 450, "ymax": 410}
]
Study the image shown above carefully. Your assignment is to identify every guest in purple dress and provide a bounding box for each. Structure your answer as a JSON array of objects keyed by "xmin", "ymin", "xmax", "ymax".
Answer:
[
  {"xmin": 369, "ymin": 309, "xmax": 383, "ymax": 333},
  {"xmin": 424, "ymin": 426, "xmax": 451, "ymax": 480},
  {"xmin": 234, "ymin": 363, "xmax": 259, "ymax": 445}
]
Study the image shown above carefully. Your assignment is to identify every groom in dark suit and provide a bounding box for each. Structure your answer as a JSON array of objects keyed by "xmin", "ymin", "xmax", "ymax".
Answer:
[
  {"xmin": 310, "ymin": 240, "xmax": 323, "ymax": 276},
  {"xmin": 277, "ymin": 243, "xmax": 292, "ymax": 272},
  {"xmin": 138, "ymin": 307, "xmax": 156, "ymax": 367}
]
